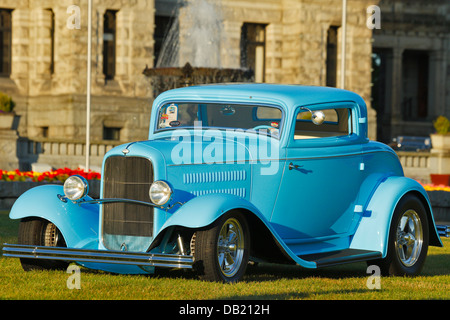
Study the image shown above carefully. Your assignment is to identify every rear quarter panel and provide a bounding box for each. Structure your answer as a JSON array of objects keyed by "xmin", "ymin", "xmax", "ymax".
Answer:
[{"xmin": 350, "ymin": 142, "xmax": 442, "ymax": 254}]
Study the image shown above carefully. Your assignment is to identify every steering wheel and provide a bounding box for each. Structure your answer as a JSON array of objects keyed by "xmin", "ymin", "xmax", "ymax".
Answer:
[{"xmin": 252, "ymin": 125, "xmax": 273, "ymax": 131}]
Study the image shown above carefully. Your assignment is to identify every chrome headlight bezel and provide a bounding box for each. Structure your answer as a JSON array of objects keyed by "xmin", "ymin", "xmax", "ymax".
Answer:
[
  {"xmin": 149, "ymin": 180, "xmax": 172, "ymax": 206},
  {"xmin": 63, "ymin": 175, "xmax": 89, "ymax": 201}
]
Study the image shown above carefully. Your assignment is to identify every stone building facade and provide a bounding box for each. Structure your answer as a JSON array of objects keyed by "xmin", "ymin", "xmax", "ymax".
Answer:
[
  {"xmin": 0, "ymin": 0, "xmax": 448, "ymax": 170},
  {"xmin": 0, "ymin": 0, "xmax": 154, "ymax": 145},
  {"xmin": 372, "ymin": 0, "xmax": 450, "ymax": 143},
  {"xmin": 157, "ymin": 0, "xmax": 376, "ymax": 137}
]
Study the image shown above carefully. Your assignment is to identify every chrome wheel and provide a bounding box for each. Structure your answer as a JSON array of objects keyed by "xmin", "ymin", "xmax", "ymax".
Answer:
[
  {"xmin": 43, "ymin": 222, "xmax": 61, "ymax": 247},
  {"xmin": 194, "ymin": 212, "xmax": 250, "ymax": 282},
  {"xmin": 395, "ymin": 209, "xmax": 423, "ymax": 267},
  {"xmin": 217, "ymin": 218, "xmax": 245, "ymax": 278},
  {"xmin": 368, "ymin": 195, "xmax": 429, "ymax": 276}
]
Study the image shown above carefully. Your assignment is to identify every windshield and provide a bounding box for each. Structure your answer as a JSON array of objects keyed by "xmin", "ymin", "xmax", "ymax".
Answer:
[{"xmin": 156, "ymin": 103, "xmax": 283, "ymax": 138}]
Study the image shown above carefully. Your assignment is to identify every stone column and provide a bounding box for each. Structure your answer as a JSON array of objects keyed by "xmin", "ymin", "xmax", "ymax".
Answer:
[
  {"xmin": 265, "ymin": 23, "xmax": 283, "ymax": 84},
  {"xmin": 390, "ymin": 45, "xmax": 404, "ymax": 136},
  {"xmin": 10, "ymin": 8, "xmax": 30, "ymax": 95},
  {"xmin": 221, "ymin": 20, "xmax": 241, "ymax": 69},
  {"xmin": 428, "ymin": 47, "xmax": 446, "ymax": 118},
  {"xmin": 116, "ymin": 8, "xmax": 132, "ymax": 84},
  {"xmin": 0, "ymin": 114, "xmax": 19, "ymax": 170},
  {"xmin": 34, "ymin": 9, "xmax": 54, "ymax": 80}
]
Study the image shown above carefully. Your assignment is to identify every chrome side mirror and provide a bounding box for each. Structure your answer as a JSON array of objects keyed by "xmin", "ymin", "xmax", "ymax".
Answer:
[
  {"xmin": 300, "ymin": 107, "xmax": 325, "ymax": 125},
  {"xmin": 311, "ymin": 111, "xmax": 325, "ymax": 125}
]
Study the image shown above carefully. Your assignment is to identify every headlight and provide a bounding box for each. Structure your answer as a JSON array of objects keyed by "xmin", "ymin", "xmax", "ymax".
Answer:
[
  {"xmin": 149, "ymin": 180, "xmax": 172, "ymax": 205},
  {"xmin": 63, "ymin": 175, "xmax": 89, "ymax": 201}
]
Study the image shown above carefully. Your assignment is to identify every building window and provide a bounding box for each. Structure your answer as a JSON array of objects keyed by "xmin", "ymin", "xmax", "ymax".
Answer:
[
  {"xmin": 371, "ymin": 49, "xmax": 392, "ymax": 142},
  {"xmin": 41, "ymin": 126, "xmax": 49, "ymax": 138},
  {"xmin": 103, "ymin": 126, "xmax": 121, "ymax": 141},
  {"xmin": 240, "ymin": 23, "xmax": 266, "ymax": 83},
  {"xmin": 0, "ymin": 9, "xmax": 12, "ymax": 77},
  {"xmin": 402, "ymin": 50, "xmax": 429, "ymax": 121},
  {"xmin": 154, "ymin": 15, "xmax": 174, "ymax": 67},
  {"xmin": 103, "ymin": 10, "xmax": 117, "ymax": 81},
  {"xmin": 326, "ymin": 26, "xmax": 339, "ymax": 87}
]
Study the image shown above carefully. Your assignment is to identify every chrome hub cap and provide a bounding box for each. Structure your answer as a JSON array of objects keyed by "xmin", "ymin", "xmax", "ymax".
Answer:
[
  {"xmin": 44, "ymin": 222, "xmax": 60, "ymax": 247},
  {"xmin": 217, "ymin": 218, "xmax": 244, "ymax": 278},
  {"xmin": 395, "ymin": 210, "xmax": 423, "ymax": 267}
]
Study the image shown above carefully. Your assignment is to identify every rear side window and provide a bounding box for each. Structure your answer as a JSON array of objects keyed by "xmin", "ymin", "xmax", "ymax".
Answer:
[{"xmin": 294, "ymin": 108, "xmax": 351, "ymax": 140}]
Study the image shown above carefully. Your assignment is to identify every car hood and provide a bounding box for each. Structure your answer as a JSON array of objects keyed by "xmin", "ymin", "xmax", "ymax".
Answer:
[{"xmin": 110, "ymin": 132, "xmax": 280, "ymax": 166}]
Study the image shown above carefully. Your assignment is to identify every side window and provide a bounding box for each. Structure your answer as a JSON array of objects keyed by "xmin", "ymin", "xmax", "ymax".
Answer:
[{"xmin": 294, "ymin": 108, "xmax": 351, "ymax": 140}]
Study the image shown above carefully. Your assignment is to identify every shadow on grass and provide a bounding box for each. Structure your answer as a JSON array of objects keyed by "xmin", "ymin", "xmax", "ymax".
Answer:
[
  {"xmin": 217, "ymin": 288, "xmax": 373, "ymax": 300},
  {"xmin": 3, "ymin": 209, "xmax": 448, "ymax": 284},
  {"xmin": 102, "ymin": 261, "xmax": 370, "ymax": 284},
  {"xmin": 422, "ymin": 254, "xmax": 450, "ymax": 276},
  {"xmin": 133, "ymin": 251, "xmax": 450, "ymax": 284}
]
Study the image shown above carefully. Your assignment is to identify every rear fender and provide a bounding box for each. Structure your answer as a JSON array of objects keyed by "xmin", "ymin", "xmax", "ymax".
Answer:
[
  {"xmin": 156, "ymin": 193, "xmax": 317, "ymax": 268},
  {"xmin": 350, "ymin": 176, "xmax": 443, "ymax": 256},
  {"xmin": 9, "ymin": 185, "xmax": 99, "ymax": 249}
]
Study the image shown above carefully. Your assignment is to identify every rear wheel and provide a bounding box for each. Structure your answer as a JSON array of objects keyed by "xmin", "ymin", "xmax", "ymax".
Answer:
[
  {"xmin": 370, "ymin": 194, "xmax": 429, "ymax": 276},
  {"xmin": 18, "ymin": 218, "xmax": 69, "ymax": 271},
  {"xmin": 193, "ymin": 212, "xmax": 250, "ymax": 283}
]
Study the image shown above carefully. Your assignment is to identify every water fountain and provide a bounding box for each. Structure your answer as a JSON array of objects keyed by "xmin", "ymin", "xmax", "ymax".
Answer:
[{"xmin": 143, "ymin": 0, "xmax": 253, "ymax": 97}]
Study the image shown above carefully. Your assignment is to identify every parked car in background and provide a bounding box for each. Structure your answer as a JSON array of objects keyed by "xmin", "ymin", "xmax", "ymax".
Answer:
[
  {"xmin": 3, "ymin": 84, "xmax": 444, "ymax": 283},
  {"xmin": 389, "ymin": 136, "xmax": 432, "ymax": 152}
]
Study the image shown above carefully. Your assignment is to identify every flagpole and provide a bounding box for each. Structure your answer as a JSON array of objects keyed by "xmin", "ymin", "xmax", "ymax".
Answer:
[
  {"xmin": 341, "ymin": 0, "xmax": 347, "ymax": 90},
  {"xmin": 85, "ymin": 0, "xmax": 92, "ymax": 171}
]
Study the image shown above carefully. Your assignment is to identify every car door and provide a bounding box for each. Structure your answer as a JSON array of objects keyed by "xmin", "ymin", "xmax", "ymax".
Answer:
[{"xmin": 270, "ymin": 103, "xmax": 363, "ymax": 240}]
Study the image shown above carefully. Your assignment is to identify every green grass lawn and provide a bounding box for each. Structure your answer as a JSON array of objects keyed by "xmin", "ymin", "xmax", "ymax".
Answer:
[{"xmin": 1, "ymin": 210, "xmax": 449, "ymax": 300}]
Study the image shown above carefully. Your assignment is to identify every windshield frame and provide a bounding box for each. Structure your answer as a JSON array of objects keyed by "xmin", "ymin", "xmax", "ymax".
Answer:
[{"xmin": 153, "ymin": 101, "xmax": 285, "ymax": 140}]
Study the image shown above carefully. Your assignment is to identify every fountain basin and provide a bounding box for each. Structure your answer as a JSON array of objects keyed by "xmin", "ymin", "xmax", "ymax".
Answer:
[{"xmin": 143, "ymin": 62, "xmax": 254, "ymax": 97}]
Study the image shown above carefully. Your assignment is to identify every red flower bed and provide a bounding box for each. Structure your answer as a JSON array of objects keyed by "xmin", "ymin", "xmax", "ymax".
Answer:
[{"xmin": 0, "ymin": 168, "xmax": 100, "ymax": 182}]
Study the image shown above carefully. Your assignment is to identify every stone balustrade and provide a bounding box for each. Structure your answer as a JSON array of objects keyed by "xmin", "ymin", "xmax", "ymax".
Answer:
[
  {"xmin": 397, "ymin": 150, "xmax": 450, "ymax": 184},
  {"xmin": 397, "ymin": 151, "xmax": 433, "ymax": 183},
  {"xmin": 16, "ymin": 138, "xmax": 119, "ymax": 171}
]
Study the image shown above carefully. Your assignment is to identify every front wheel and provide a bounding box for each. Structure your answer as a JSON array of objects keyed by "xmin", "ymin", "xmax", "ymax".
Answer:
[
  {"xmin": 370, "ymin": 194, "xmax": 429, "ymax": 276},
  {"xmin": 193, "ymin": 212, "xmax": 250, "ymax": 283},
  {"xmin": 18, "ymin": 218, "xmax": 69, "ymax": 271}
]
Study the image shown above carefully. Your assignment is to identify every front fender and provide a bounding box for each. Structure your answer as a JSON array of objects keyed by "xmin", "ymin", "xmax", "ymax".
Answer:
[
  {"xmin": 350, "ymin": 176, "xmax": 443, "ymax": 256},
  {"xmin": 9, "ymin": 185, "xmax": 99, "ymax": 249},
  {"xmin": 159, "ymin": 194, "xmax": 261, "ymax": 232},
  {"xmin": 157, "ymin": 193, "xmax": 317, "ymax": 268}
]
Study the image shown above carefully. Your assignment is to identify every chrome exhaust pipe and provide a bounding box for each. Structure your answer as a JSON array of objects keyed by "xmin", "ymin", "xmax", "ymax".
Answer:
[{"xmin": 436, "ymin": 225, "xmax": 450, "ymax": 238}]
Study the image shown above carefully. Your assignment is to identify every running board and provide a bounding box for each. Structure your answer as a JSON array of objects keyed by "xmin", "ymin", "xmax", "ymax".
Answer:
[
  {"xmin": 299, "ymin": 249, "xmax": 382, "ymax": 268},
  {"xmin": 2, "ymin": 243, "xmax": 194, "ymax": 269}
]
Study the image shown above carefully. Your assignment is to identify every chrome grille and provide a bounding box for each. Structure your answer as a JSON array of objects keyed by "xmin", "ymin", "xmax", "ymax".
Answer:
[{"xmin": 102, "ymin": 156, "xmax": 154, "ymax": 241}]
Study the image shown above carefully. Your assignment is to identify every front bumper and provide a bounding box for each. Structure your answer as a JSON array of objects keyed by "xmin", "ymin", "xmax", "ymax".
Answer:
[{"xmin": 2, "ymin": 243, "xmax": 194, "ymax": 269}]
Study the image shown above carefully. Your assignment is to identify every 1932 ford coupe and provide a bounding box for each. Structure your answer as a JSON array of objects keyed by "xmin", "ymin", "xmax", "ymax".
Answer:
[{"xmin": 3, "ymin": 84, "xmax": 444, "ymax": 283}]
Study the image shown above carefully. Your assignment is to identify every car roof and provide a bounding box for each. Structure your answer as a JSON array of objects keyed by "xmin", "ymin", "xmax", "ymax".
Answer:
[{"xmin": 153, "ymin": 83, "xmax": 367, "ymax": 113}]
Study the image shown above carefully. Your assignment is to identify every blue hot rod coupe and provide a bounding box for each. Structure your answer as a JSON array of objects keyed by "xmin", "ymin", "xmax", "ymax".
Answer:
[{"xmin": 3, "ymin": 84, "xmax": 445, "ymax": 283}]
